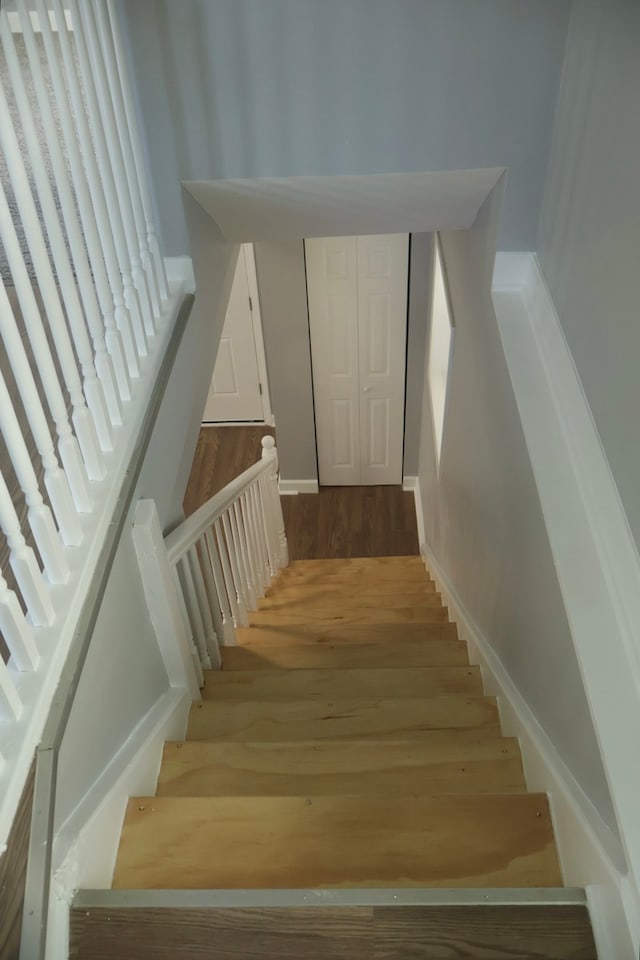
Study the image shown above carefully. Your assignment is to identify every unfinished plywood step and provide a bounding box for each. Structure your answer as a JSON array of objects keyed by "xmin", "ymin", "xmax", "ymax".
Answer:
[
  {"xmin": 265, "ymin": 578, "xmax": 437, "ymax": 600},
  {"xmin": 224, "ymin": 635, "xmax": 467, "ymax": 671},
  {"xmin": 71, "ymin": 895, "xmax": 597, "ymax": 960},
  {"xmin": 157, "ymin": 736, "xmax": 526, "ymax": 797},
  {"xmin": 248, "ymin": 604, "xmax": 449, "ymax": 626},
  {"xmin": 203, "ymin": 666, "xmax": 483, "ymax": 701},
  {"xmin": 257, "ymin": 589, "xmax": 443, "ymax": 611},
  {"xmin": 186, "ymin": 695, "xmax": 500, "ymax": 742},
  {"xmin": 113, "ymin": 793, "xmax": 562, "ymax": 890},
  {"xmin": 234, "ymin": 620, "xmax": 459, "ymax": 649}
]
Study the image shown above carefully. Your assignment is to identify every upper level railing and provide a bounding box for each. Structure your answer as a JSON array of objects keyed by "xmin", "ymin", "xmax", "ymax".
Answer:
[
  {"xmin": 133, "ymin": 437, "xmax": 289, "ymax": 695},
  {"xmin": 0, "ymin": 0, "xmax": 179, "ymax": 847}
]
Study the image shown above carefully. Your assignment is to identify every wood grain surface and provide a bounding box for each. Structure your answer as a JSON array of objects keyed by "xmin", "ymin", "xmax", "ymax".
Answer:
[
  {"xmin": 157, "ymin": 736, "xmax": 526, "ymax": 797},
  {"xmin": 186, "ymin": 695, "xmax": 501, "ymax": 742},
  {"xmin": 0, "ymin": 760, "xmax": 35, "ymax": 960},
  {"xmin": 70, "ymin": 903, "xmax": 597, "ymax": 960},
  {"xmin": 113, "ymin": 793, "xmax": 562, "ymax": 890}
]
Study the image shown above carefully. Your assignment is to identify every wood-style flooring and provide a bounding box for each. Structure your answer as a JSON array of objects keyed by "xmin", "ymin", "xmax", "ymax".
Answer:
[{"xmin": 184, "ymin": 426, "xmax": 419, "ymax": 560}]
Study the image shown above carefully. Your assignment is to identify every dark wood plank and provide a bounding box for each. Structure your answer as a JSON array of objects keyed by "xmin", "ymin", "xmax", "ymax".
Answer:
[
  {"xmin": 183, "ymin": 427, "xmax": 420, "ymax": 560},
  {"xmin": 70, "ymin": 906, "xmax": 372, "ymax": 960},
  {"xmin": 0, "ymin": 760, "xmax": 35, "ymax": 960},
  {"xmin": 373, "ymin": 904, "xmax": 597, "ymax": 959}
]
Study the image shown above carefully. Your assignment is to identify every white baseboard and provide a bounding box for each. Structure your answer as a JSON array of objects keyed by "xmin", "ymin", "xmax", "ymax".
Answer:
[
  {"xmin": 165, "ymin": 255, "xmax": 195, "ymax": 293},
  {"xmin": 417, "ymin": 521, "xmax": 634, "ymax": 959},
  {"xmin": 279, "ymin": 479, "xmax": 319, "ymax": 495},
  {"xmin": 401, "ymin": 475, "xmax": 418, "ymax": 491},
  {"xmin": 45, "ymin": 687, "xmax": 191, "ymax": 959}
]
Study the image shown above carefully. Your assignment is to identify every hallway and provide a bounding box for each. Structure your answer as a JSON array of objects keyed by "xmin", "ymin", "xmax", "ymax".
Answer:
[{"xmin": 184, "ymin": 426, "xmax": 420, "ymax": 560}]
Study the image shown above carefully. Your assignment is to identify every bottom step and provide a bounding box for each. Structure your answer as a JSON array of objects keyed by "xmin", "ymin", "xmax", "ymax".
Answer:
[{"xmin": 71, "ymin": 890, "xmax": 597, "ymax": 960}]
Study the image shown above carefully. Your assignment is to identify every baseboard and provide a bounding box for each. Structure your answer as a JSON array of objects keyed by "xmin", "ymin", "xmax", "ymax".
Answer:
[
  {"xmin": 278, "ymin": 479, "xmax": 319, "ymax": 495},
  {"xmin": 401, "ymin": 475, "xmax": 418, "ymax": 492},
  {"xmin": 418, "ymin": 526, "xmax": 633, "ymax": 959},
  {"xmin": 46, "ymin": 687, "xmax": 191, "ymax": 958},
  {"xmin": 165, "ymin": 255, "xmax": 195, "ymax": 293}
]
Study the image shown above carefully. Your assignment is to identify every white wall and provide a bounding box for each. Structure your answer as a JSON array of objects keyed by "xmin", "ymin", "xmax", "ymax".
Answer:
[
  {"xmin": 120, "ymin": 0, "xmax": 570, "ymax": 253},
  {"xmin": 416, "ymin": 185, "xmax": 617, "ymax": 836},
  {"xmin": 537, "ymin": 0, "xmax": 640, "ymax": 555},
  {"xmin": 56, "ymin": 230, "xmax": 236, "ymax": 829}
]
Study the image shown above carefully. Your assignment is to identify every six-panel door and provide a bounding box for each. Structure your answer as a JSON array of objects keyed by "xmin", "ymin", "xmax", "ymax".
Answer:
[{"xmin": 306, "ymin": 234, "xmax": 408, "ymax": 485}]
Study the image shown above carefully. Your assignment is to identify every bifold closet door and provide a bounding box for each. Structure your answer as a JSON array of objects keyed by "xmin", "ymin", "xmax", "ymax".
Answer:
[{"xmin": 306, "ymin": 234, "xmax": 408, "ymax": 486}]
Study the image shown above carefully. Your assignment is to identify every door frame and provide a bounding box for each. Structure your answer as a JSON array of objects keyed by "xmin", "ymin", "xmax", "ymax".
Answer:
[{"xmin": 203, "ymin": 244, "xmax": 274, "ymax": 427}]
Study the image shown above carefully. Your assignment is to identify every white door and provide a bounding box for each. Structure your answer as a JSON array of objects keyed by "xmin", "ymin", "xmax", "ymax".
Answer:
[
  {"xmin": 306, "ymin": 234, "xmax": 408, "ymax": 485},
  {"xmin": 202, "ymin": 245, "xmax": 270, "ymax": 424}
]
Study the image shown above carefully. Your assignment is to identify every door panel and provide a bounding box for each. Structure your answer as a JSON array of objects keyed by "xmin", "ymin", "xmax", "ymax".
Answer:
[
  {"xmin": 203, "ymin": 248, "xmax": 263, "ymax": 423},
  {"xmin": 306, "ymin": 237, "xmax": 360, "ymax": 485},
  {"xmin": 306, "ymin": 234, "xmax": 408, "ymax": 486},
  {"xmin": 358, "ymin": 234, "xmax": 408, "ymax": 484}
]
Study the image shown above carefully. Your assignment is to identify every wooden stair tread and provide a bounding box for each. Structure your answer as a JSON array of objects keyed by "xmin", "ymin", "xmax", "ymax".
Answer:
[
  {"xmin": 187, "ymin": 695, "xmax": 500, "ymax": 741},
  {"xmin": 234, "ymin": 621, "xmax": 459, "ymax": 648},
  {"xmin": 202, "ymin": 665, "xmax": 483, "ymax": 701},
  {"xmin": 248, "ymin": 605, "xmax": 449, "ymax": 625},
  {"xmin": 257, "ymin": 591, "xmax": 443, "ymax": 611},
  {"xmin": 113, "ymin": 793, "xmax": 562, "ymax": 890},
  {"xmin": 157, "ymin": 736, "xmax": 526, "ymax": 797},
  {"xmin": 70, "ymin": 902, "xmax": 597, "ymax": 960},
  {"xmin": 223, "ymin": 636, "xmax": 467, "ymax": 671},
  {"xmin": 266, "ymin": 578, "xmax": 437, "ymax": 599}
]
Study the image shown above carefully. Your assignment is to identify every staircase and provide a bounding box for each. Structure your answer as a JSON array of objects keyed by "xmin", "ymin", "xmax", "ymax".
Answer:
[{"xmin": 71, "ymin": 556, "xmax": 597, "ymax": 958}]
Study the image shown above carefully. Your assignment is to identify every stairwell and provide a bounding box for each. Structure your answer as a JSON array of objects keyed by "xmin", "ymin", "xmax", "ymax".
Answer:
[{"xmin": 71, "ymin": 556, "xmax": 597, "ymax": 958}]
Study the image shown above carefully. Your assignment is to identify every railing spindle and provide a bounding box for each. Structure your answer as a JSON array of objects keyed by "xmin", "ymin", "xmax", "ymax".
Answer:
[
  {"xmin": 258, "ymin": 474, "xmax": 278, "ymax": 576},
  {"xmin": 232, "ymin": 499, "xmax": 257, "ymax": 609},
  {"xmin": 188, "ymin": 545, "xmax": 220, "ymax": 669},
  {"xmin": 176, "ymin": 554, "xmax": 211, "ymax": 670},
  {"xmin": 239, "ymin": 491, "xmax": 261, "ymax": 602},
  {"xmin": 249, "ymin": 482, "xmax": 270, "ymax": 591},
  {"xmin": 72, "ymin": 0, "xmax": 152, "ymax": 347},
  {"xmin": 0, "ymin": 94, "xmax": 101, "ymax": 494},
  {"xmin": 106, "ymin": 0, "xmax": 169, "ymax": 306},
  {"xmin": 92, "ymin": 0, "xmax": 159, "ymax": 327},
  {"xmin": 0, "ymin": 209, "xmax": 84, "ymax": 543},
  {"xmin": 213, "ymin": 519, "xmax": 241, "ymax": 628},
  {"xmin": 195, "ymin": 535, "xmax": 225, "ymax": 662},
  {"xmin": 53, "ymin": 0, "xmax": 141, "ymax": 378},
  {"xmin": 9, "ymin": 3, "xmax": 123, "ymax": 429},
  {"xmin": 0, "ymin": 654, "xmax": 22, "ymax": 721},
  {"xmin": 0, "ymin": 563, "xmax": 39, "ymax": 672},
  {"xmin": 204, "ymin": 528, "xmax": 236, "ymax": 646},
  {"xmin": 221, "ymin": 512, "xmax": 248, "ymax": 627}
]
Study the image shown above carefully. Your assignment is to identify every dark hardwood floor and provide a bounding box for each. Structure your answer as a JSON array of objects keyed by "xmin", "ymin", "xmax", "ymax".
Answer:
[
  {"xmin": 183, "ymin": 426, "xmax": 419, "ymax": 560},
  {"xmin": 0, "ymin": 761, "xmax": 35, "ymax": 960}
]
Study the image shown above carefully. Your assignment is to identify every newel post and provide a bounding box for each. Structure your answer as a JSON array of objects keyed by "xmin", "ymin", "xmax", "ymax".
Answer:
[{"xmin": 261, "ymin": 436, "xmax": 289, "ymax": 569}]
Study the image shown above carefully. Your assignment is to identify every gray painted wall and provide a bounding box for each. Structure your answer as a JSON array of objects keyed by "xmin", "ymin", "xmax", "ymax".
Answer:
[
  {"xmin": 418, "ymin": 185, "xmax": 617, "ymax": 836},
  {"xmin": 538, "ymin": 0, "xmax": 640, "ymax": 554},
  {"xmin": 253, "ymin": 241, "xmax": 317, "ymax": 483},
  {"xmin": 56, "ymin": 230, "xmax": 236, "ymax": 826},
  {"xmin": 121, "ymin": 0, "xmax": 570, "ymax": 253}
]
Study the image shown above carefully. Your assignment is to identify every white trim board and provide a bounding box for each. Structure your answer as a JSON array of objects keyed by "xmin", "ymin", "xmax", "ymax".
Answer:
[
  {"xmin": 417, "ymin": 528, "xmax": 633, "ymax": 960},
  {"xmin": 492, "ymin": 252, "xmax": 640, "ymax": 954},
  {"xmin": 46, "ymin": 687, "xmax": 191, "ymax": 960},
  {"xmin": 279, "ymin": 479, "xmax": 319, "ymax": 495}
]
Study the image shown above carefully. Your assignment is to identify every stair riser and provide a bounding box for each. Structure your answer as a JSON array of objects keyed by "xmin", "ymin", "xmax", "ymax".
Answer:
[{"xmin": 223, "ymin": 640, "xmax": 469, "ymax": 671}]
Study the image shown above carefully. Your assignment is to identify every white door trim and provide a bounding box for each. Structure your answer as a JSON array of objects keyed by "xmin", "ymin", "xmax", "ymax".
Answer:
[{"xmin": 243, "ymin": 244, "xmax": 274, "ymax": 427}]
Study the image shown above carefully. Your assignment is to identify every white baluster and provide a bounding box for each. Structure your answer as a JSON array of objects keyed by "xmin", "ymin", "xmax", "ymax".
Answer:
[
  {"xmin": 1, "ymin": 25, "xmax": 112, "ymax": 462},
  {"xmin": 232, "ymin": 499, "xmax": 257, "ymax": 609},
  {"xmin": 6, "ymin": 5, "xmax": 121, "ymax": 433},
  {"xmin": 258, "ymin": 474, "xmax": 278, "ymax": 577},
  {"xmin": 0, "ymin": 113, "xmax": 101, "ymax": 496},
  {"xmin": 0, "ymin": 369, "xmax": 67, "ymax": 586},
  {"xmin": 0, "ymin": 243, "xmax": 82, "ymax": 546},
  {"xmin": 52, "ymin": 0, "xmax": 140, "ymax": 379},
  {"xmin": 93, "ymin": 0, "xmax": 160, "ymax": 325},
  {"xmin": 204, "ymin": 528, "xmax": 236, "ymax": 645},
  {"xmin": 106, "ymin": 0, "xmax": 168, "ymax": 306},
  {"xmin": 239, "ymin": 490, "xmax": 261, "ymax": 602},
  {"xmin": 189, "ymin": 545, "xmax": 221, "ymax": 669},
  {"xmin": 0, "ymin": 471, "xmax": 50, "ymax": 646},
  {"xmin": 195, "ymin": 536, "xmax": 225, "ymax": 661},
  {"xmin": 0, "ymin": 567, "xmax": 39, "ymax": 673},
  {"xmin": 0, "ymin": 655, "xmax": 22, "ymax": 721},
  {"xmin": 226, "ymin": 502, "xmax": 251, "ymax": 613},
  {"xmin": 176, "ymin": 554, "xmax": 211, "ymax": 670},
  {"xmin": 262, "ymin": 436, "xmax": 289, "ymax": 567},
  {"xmin": 249, "ymin": 482, "xmax": 270, "ymax": 591},
  {"xmin": 71, "ymin": 0, "xmax": 152, "ymax": 350},
  {"xmin": 213, "ymin": 519, "xmax": 241, "ymax": 628},
  {"xmin": 221, "ymin": 510, "xmax": 249, "ymax": 627}
]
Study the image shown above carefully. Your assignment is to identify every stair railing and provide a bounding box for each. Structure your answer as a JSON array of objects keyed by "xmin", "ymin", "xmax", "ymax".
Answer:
[
  {"xmin": 0, "ymin": 0, "xmax": 177, "ymax": 850},
  {"xmin": 133, "ymin": 437, "xmax": 289, "ymax": 688}
]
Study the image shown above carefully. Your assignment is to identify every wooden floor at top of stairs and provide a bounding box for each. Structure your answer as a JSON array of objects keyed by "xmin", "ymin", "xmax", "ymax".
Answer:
[
  {"xmin": 113, "ymin": 793, "xmax": 562, "ymax": 890},
  {"xmin": 70, "ymin": 902, "xmax": 598, "ymax": 960}
]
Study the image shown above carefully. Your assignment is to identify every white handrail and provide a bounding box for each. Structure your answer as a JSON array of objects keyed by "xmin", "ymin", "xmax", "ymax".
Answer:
[{"xmin": 138, "ymin": 438, "xmax": 289, "ymax": 678}]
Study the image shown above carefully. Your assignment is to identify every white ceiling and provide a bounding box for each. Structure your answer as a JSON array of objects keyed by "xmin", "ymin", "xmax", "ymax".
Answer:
[{"xmin": 182, "ymin": 168, "xmax": 504, "ymax": 242}]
